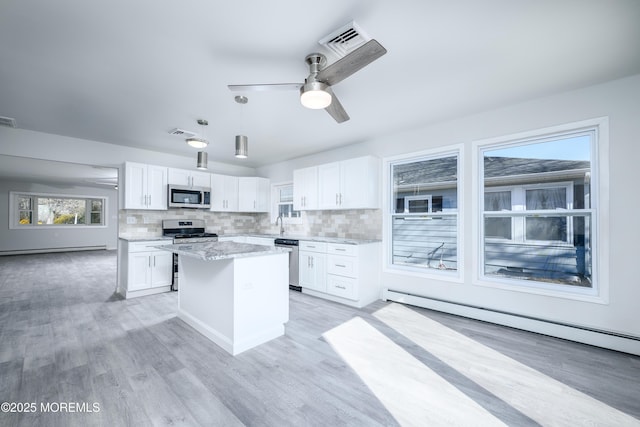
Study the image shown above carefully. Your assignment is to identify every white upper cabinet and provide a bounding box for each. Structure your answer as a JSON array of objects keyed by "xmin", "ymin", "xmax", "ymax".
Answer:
[
  {"xmin": 210, "ymin": 174, "xmax": 239, "ymax": 212},
  {"xmin": 317, "ymin": 156, "xmax": 380, "ymax": 210},
  {"xmin": 238, "ymin": 177, "xmax": 270, "ymax": 212},
  {"xmin": 124, "ymin": 162, "xmax": 168, "ymax": 210},
  {"xmin": 293, "ymin": 166, "xmax": 318, "ymax": 210},
  {"xmin": 168, "ymin": 167, "xmax": 211, "ymax": 188}
]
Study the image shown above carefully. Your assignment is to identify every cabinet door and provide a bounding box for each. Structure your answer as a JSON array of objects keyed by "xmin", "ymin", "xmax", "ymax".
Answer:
[
  {"xmin": 128, "ymin": 252, "xmax": 152, "ymax": 291},
  {"xmin": 124, "ymin": 162, "xmax": 147, "ymax": 209},
  {"xmin": 341, "ymin": 156, "xmax": 379, "ymax": 209},
  {"xmin": 146, "ymin": 165, "xmax": 168, "ymax": 210},
  {"xmin": 210, "ymin": 174, "xmax": 227, "ymax": 211},
  {"xmin": 293, "ymin": 167, "xmax": 318, "ymax": 210},
  {"xmin": 191, "ymin": 171, "xmax": 211, "ymax": 188},
  {"xmin": 150, "ymin": 252, "xmax": 173, "ymax": 288},
  {"xmin": 255, "ymin": 177, "xmax": 270, "ymax": 212},
  {"xmin": 238, "ymin": 177, "xmax": 257, "ymax": 212},
  {"xmin": 317, "ymin": 162, "xmax": 341, "ymax": 209},
  {"xmin": 167, "ymin": 168, "xmax": 191, "ymax": 186},
  {"xmin": 225, "ymin": 175, "xmax": 239, "ymax": 211},
  {"xmin": 299, "ymin": 251, "xmax": 326, "ymax": 292}
]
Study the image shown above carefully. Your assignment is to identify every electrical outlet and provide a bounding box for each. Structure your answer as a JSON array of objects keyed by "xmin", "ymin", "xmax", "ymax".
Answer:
[{"xmin": 126, "ymin": 216, "xmax": 136, "ymax": 224}]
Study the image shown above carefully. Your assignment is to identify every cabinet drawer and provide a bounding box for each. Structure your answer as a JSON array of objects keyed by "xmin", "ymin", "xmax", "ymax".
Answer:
[
  {"xmin": 128, "ymin": 241, "xmax": 168, "ymax": 252},
  {"xmin": 299, "ymin": 241, "xmax": 327, "ymax": 253},
  {"xmin": 327, "ymin": 243, "xmax": 357, "ymax": 256},
  {"xmin": 327, "ymin": 275, "xmax": 357, "ymax": 300},
  {"xmin": 327, "ymin": 255, "xmax": 357, "ymax": 278}
]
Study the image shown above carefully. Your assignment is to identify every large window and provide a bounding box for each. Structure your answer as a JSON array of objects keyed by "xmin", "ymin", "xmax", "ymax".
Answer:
[
  {"xmin": 388, "ymin": 150, "xmax": 460, "ymax": 275},
  {"xmin": 11, "ymin": 192, "xmax": 106, "ymax": 227},
  {"xmin": 479, "ymin": 129, "xmax": 596, "ymax": 292}
]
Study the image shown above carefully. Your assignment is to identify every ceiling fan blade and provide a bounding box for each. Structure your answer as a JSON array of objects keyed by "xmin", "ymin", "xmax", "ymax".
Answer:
[
  {"xmin": 324, "ymin": 87, "xmax": 349, "ymax": 123},
  {"xmin": 228, "ymin": 83, "xmax": 302, "ymax": 92},
  {"xmin": 316, "ymin": 39, "xmax": 387, "ymax": 86}
]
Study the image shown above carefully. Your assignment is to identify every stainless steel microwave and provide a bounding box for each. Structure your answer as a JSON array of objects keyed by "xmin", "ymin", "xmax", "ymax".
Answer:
[{"xmin": 168, "ymin": 185, "xmax": 211, "ymax": 209}]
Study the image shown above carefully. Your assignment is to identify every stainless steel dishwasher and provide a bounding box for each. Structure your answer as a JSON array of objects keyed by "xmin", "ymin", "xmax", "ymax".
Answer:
[{"xmin": 274, "ymin": 238, "xmax": 300, "ymax": 291}]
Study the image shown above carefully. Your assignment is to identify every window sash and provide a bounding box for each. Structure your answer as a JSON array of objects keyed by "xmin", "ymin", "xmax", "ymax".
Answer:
[
  {"xmin": 389, "ymin": 150, "xmax": 460, "ymax": 276},
  {"xmin": 478, "ymin": 128, "xmax": 596, "ymax": 293}
]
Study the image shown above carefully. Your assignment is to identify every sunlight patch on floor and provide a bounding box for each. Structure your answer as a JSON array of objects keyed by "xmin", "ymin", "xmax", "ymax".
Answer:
[
  {"xmin": 322, "ymin": 316, "xmax": 507, "ymax": 426},
  {"xmin": 374, "ymin": 303, "xmax": 640, "ymax": 427}
]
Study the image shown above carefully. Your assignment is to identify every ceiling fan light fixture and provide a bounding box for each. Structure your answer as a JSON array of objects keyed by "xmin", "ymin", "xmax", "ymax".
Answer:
[
  {"xmin": 300, "ymin": 81, "xmax": 331, "ymax": 109},
  {"xmin": 235, "ymin": 135, "xmax": 248, "ymax": 159},
  {"xmin": 186, "ymin": 137, "xmax": 208, "ymax": 149}
]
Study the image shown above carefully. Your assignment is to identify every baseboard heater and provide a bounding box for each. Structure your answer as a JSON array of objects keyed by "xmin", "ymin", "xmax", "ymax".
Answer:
[
  {"xmin": 0, "ymin": 246, "xmax": 107, "ymax": 256},
  {"xmin": 384, "ymin": 289, "xmax": 640, "ymax": 356}
]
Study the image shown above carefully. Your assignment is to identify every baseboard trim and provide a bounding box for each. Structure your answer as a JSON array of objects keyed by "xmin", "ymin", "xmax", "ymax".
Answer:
[
  {"xmin": 383, "ymin": 289, "xmax": 640, "ymax": 356},
  {"xmin": 0, "ymin": 246, "xmax": 108, "ymax": 256}
]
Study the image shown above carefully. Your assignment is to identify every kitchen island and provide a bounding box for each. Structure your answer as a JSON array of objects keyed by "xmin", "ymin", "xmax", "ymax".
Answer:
[{"xmin": 155, "ymin": 241, "xmax": 291, "ymax": 355}]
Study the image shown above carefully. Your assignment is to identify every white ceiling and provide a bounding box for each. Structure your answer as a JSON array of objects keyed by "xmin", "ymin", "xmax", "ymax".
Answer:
[{"xmin": 1, "ymin": 0, "xmax": 640, "ymax": 168}]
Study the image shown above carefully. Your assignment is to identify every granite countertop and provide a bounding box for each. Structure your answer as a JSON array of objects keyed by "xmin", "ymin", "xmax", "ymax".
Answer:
[
  {"xmin": 223, "ymin": 233, "xmax": 381, "ymax": 245},
  {"xmin": 119, "ymin": 236, "xmax": 173, "ymax": 242},
  {"xmin": 154, "ymin": 241, "xmax": 291, "ymax": 261}
]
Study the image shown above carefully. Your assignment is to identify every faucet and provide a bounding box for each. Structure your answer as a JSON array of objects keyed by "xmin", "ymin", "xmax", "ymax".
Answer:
[{"xmin": 275, "ymin": 213, "xmax": 285, "ymax": 236}]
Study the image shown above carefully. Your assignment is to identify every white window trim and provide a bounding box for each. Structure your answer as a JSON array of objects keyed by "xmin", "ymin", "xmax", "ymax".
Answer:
[
  {"xmin": 471, "ymin": 117, "xmax": 609, "ymax": 304},
  {"xmin": 383, "ymin": 144, "xmax": 464, "ymax": 283},
  {"xmin": 270, "ymin": 181, "xmax": 302, "ymax": 225},
  {"xmin": 9, "ymin": 191, "xmax": 108, "ymax": 229}
]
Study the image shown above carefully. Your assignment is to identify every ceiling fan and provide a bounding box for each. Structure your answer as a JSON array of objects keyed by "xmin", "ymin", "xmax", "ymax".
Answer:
[{"xmin": 228, "ymin": 39, "xmax": 387, "ymax": 123}]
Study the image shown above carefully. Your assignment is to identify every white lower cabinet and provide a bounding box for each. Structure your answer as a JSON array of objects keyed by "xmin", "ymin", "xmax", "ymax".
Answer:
[
  {"xmin": 118, "ymin": 240, "xmax": 173, "ymax": 298},
  {"xmin": 299, "ymin": 241, "xmax": 380, "ymax": 308},
  {"xmin": 299, "ymin": 241, "xmax": 327, "ymax": 292}
]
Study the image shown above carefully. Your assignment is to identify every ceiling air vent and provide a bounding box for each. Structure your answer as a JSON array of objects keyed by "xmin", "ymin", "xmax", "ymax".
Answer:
[
  {"xmin": 168, "ymin": 128, "xmax": 197, "ymax": 138},
  {"xmin": 319, "ymin": 21, "xmax": 372, "ymax": 58},
  {"xmin": 0, "ymin": 116, "xmax": 17, "ymax": 128}
]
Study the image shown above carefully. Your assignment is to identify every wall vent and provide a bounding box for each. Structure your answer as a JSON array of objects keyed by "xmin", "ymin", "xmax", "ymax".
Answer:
[
  {"xmin": 319, "ymin": 21, "xmax": 372, "ymax": 58},
  {"xmin": 0, "ymin": 116, "xmax": 17, "ymax": 128},
  {"xmin": 168, "ymin": 128, "xmax": 197, "ymax": 138}
]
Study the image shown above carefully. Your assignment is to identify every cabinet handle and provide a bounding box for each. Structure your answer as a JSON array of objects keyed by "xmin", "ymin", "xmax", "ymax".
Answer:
[
  {"xmin": 339, "ymin": 193, "xmax": 343, "ymax": 205},
  {"xmin": 148, "ymin": 195, "xmax": 151, "ymax": 206},
  {"xmin": 254, "ymin": 200, "xmax": 256, "ymax": 209},
  {"xmin": 335, "ymin": 248, "xmax": 346, "ymax": 251},
  {"xmin": 311, "ymin": 256, "xmax": 314, "ymax": 268},
  {"xmin": 336, "ymin": 285, "xmax": 346, "ymax": 290},
  {"xmin": 153, "ymin": 256, "xmax": 156, "ymax": 267},
  {"xmin": 335, "ymin": 264, "xmax": 347, "ymax": 268},
  {"xmin": 336, "ymin": 194, "xmax": 339, "ymax": 205},
  {"xmin": 148, "ymin": 256, "xmax": 151, "ymax": 267}
]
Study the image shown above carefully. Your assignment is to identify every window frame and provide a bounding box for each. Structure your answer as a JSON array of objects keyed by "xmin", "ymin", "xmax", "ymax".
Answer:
[
  {"xmin": 270, "ymin": 182, "xmax": 302, "ymax": 225},
  {"xmin": 472, "ymin": 117, "xmax": 609, "ymax": 303},
  {"xmin": 9, "ymin": 191, "xmax": 108, "ymax": 229},
  {"xmin": 383, "ymin": 144, "xmax": 464, "ymax": 282}
]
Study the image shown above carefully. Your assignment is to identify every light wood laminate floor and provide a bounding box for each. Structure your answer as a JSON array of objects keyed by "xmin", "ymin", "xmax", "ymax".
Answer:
[{"xmin": 0, "ymin": 251, "xmax": 639, "ymax": 426}]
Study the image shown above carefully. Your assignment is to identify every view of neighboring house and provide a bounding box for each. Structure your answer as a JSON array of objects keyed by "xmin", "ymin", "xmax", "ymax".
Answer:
[{"xmin": 391, "ymin": 135, "xmax": 592, "ymax": 287}]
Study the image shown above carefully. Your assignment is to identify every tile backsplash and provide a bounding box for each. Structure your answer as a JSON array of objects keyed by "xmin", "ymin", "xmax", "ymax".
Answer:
[
  {"xmin": 119, "ymin": 208, "xmax": 382, "ymax": 240},
  {"xmin": 258, "ymin": 209, "xmax": 382, "ymax": 240}
]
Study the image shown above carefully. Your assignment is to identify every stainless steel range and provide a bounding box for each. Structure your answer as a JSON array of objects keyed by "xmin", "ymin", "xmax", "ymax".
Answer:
[{"xmin": 162, "ymin": 219, "xmax": 218, "ymax": 290}]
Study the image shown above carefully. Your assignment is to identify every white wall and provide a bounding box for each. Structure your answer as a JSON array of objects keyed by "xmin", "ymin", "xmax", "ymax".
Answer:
[
  {"xmin": 0, "ymin": 127, "xmax": 257, "ymax": 176},
  {"xmin": 0, "ymin": 179, "xmax": 118, "ymax": 252},
  {"xmin": 257, "ymin": 73, "xmax": 640, "ymax": 339}
]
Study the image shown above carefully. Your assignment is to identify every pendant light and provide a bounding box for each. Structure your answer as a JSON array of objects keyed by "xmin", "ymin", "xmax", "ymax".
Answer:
[
  {"xmin": 196, "ymin": 151, "xmax": 208, "ymax": 170},
  {"xmin": 234, "ymin": 96, "xmax": 249, "ymax": 159},
  {"xmin": 193, "ymin": 119, "xmax": 208, "ymax": 170}
]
